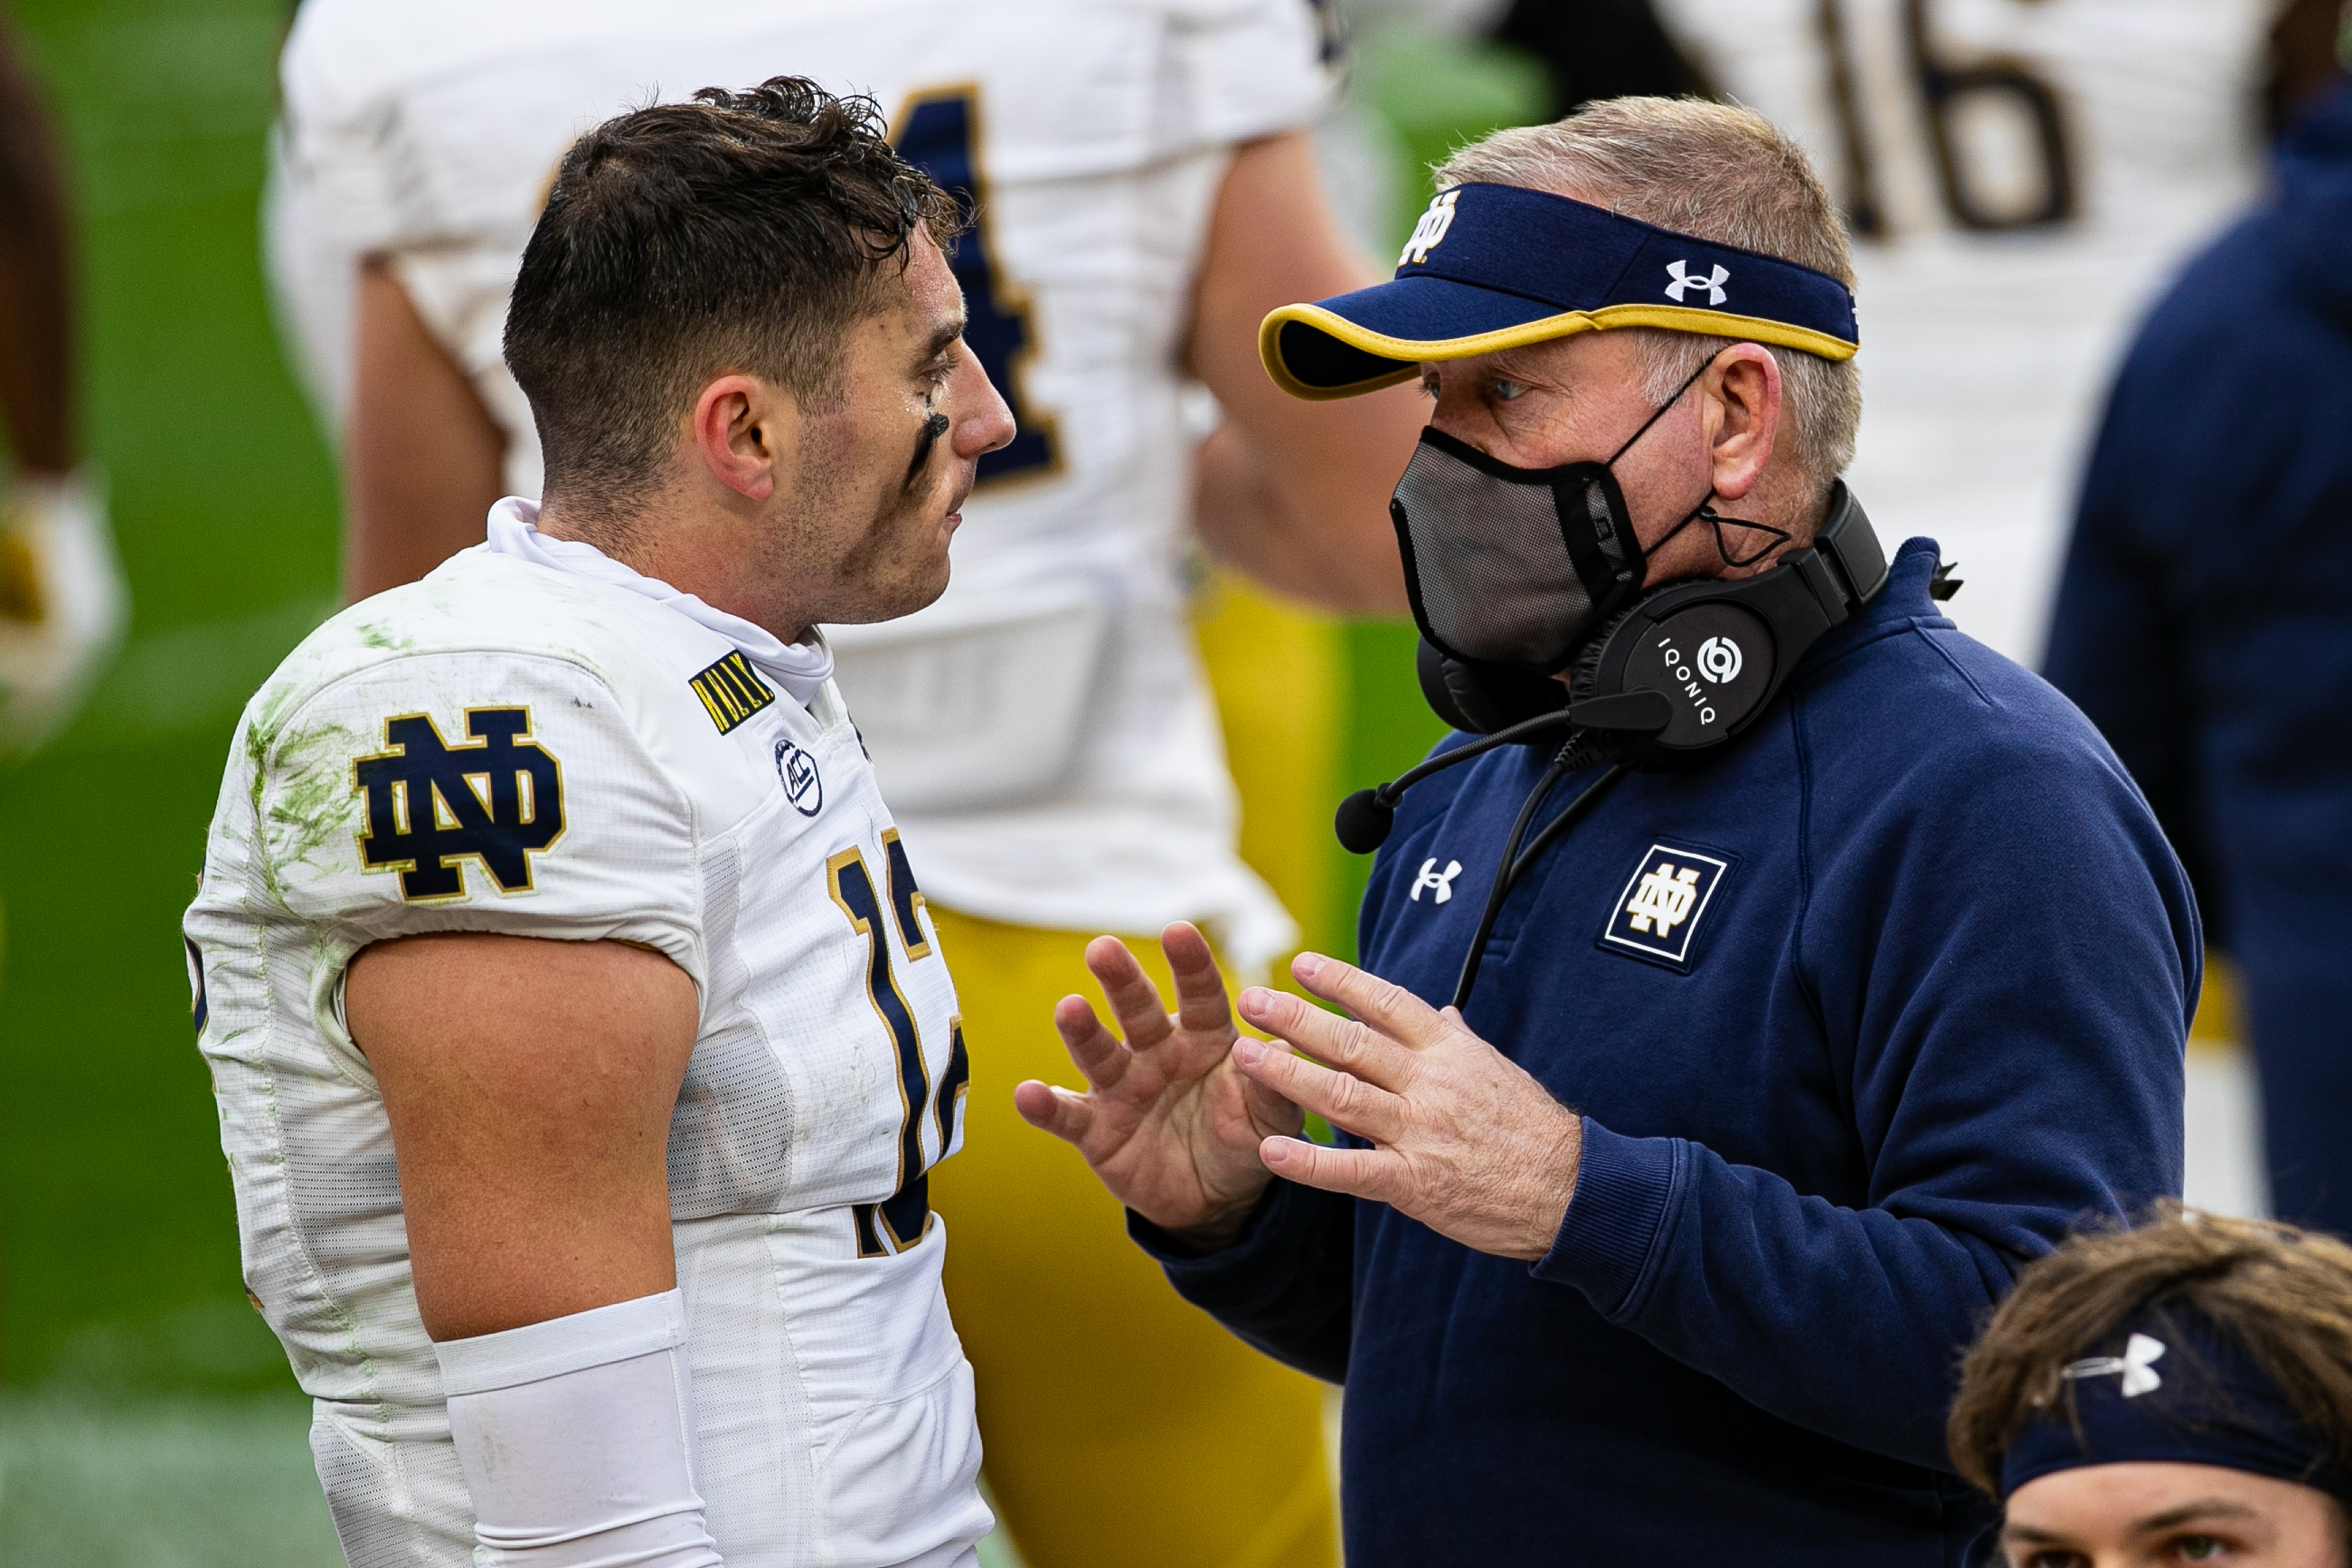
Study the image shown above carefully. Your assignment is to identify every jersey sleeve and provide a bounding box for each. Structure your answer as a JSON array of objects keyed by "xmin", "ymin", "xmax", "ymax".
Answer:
[
  {"xmin": 1161, "ymin": 0, "xmax": 1337, "ymax": 152},
  {"xmin": 270, "ymin": 3, "xmax": 441, "ymax": 426},
  {"xmin": 249, "ymin": 649, "xmax": 707, "ymax": 993}
]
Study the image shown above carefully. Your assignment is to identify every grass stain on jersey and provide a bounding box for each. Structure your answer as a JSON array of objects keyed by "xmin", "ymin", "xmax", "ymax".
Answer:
[{"xmin": 267, "ymin": 721, "xmax": 365, "ymax": 881}]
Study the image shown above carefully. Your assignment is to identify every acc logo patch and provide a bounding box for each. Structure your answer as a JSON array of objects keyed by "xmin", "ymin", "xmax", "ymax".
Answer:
[
  {"xmin": 1600, "ymin": 843, "xmax": 1732, "ymax": 970},
  {"xmin": 773, "ymin": 737, "xmax": 822, "ymax": 817},
  {"xmin": 354, "ymin": 708, "xmax": 565, "ymax": 902}
]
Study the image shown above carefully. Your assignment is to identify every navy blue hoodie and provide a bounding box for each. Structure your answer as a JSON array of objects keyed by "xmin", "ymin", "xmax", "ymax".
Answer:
[
  {"xmin": 1141, "ymin": 540, "xmax": 2196, "ymax": 1566},
  {"xmin": 2045, "ymin": 81, "xmax": 2352, "ymax": 1236}
]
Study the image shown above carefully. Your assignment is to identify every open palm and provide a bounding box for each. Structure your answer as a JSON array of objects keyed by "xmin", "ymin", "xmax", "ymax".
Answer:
[{"xmin": 1013, "ymin": 922, "xmax": 1300, "ymax": 1239}]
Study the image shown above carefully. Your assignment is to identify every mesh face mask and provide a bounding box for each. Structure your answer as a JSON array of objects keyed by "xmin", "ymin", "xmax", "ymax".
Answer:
[
  {"xmin": 1392, "ymin": 430, "xmax": 1640, "ymax": 669},
  {"xmin": 1390, "ymin": 356, "xmax": 1758, "ymax": 673}
]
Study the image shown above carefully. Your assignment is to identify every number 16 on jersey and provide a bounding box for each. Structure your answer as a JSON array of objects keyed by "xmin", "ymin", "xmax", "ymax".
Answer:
[{"xmin": 827, "ymin": 836, "xmax": 970, "ymax": 1258}]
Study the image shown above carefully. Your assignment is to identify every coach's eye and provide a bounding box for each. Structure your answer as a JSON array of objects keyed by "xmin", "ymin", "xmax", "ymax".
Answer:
[{"xmin": 1491, "ymin": 379, "xmax": 1527, "ymax": 402}]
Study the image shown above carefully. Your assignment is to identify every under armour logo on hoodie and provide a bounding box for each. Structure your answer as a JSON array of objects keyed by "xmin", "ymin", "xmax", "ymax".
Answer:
[{"xmin": 1411, "ymin": 857, "xmax": 1463, "ymax": 904}]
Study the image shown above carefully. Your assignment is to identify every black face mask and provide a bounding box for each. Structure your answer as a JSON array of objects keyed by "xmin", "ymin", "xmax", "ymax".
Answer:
[{"xmin": 1388, "ymin": 356, "xmax": 1789, "ymax": 674}]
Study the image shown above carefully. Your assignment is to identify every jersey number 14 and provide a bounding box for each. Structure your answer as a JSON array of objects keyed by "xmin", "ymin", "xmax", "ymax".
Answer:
[{"xmin": 893, "ymin": 87, "xmax": 1061, "ymax": 486}]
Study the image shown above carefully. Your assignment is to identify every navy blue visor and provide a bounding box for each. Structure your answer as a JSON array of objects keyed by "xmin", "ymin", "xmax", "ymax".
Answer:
[{"xmin": 1261, "ymin": 182, "xmax": 1861, "ymax": 401}]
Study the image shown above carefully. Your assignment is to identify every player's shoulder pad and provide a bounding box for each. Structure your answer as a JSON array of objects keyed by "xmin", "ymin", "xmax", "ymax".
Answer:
[{"xmin": 220, "ymin": 577, "xmax": 742, "ymax": 983}]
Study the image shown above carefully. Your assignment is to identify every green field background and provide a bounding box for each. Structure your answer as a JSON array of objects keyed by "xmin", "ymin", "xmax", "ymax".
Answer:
[{"xmin": 0, "ymin": 4, "xmax": 1540, "ymax": 1557}]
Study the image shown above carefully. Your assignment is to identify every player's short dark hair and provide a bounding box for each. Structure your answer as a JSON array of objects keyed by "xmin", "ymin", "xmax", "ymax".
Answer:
[{"xmin": 504, "ymin": 77, "xmax": 959, "ymax": 520}]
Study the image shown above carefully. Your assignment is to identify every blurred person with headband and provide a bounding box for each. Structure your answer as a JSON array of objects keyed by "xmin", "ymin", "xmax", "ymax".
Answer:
[
  {"xmin": 1951, "ymin": 1207, "xmax": 2352, "ymax": 1567},
  {"xmin": 266, "ymin": 3, "xmax": 1423, "ymax": 1563},
  {"xmin": 1019, "ymin": 97, "xmax": 2198, "ymax": 1565}
]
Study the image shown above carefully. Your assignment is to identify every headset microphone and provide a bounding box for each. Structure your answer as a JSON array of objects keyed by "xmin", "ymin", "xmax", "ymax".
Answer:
[{"xmin": 1331, "ymin": 691, "xmax": 1675, "ymax": 853}]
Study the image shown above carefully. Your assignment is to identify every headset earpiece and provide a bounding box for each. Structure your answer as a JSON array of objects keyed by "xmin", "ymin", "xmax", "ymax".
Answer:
[{"xmin": 1415, "ymin": 638, "xmax": 1564, "ymax": 740}]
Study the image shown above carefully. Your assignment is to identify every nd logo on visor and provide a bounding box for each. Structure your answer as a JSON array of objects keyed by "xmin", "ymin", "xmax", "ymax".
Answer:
[{"xmin": 1400, "ymin": 189, "xmax": 1459, "ymax": 267}]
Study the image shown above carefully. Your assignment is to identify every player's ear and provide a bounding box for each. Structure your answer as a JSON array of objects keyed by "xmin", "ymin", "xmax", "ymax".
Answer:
[
  {"xmin": 688, "ymin": 373, "xmax": 795, "ymax": 503},
  {"xmin": 1706, "ymin": 344, "xmax": 1781, "ymax": 503}
]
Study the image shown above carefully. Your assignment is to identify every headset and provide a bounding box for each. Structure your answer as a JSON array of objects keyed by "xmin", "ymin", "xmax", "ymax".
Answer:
[
  {"xmin": 1337, "ymin": 485, "xmax": 1937, "ymax": 1008},
  {"xmin": 1418, "ymin": 480, "xmax": 1894, "ymax": 766}
]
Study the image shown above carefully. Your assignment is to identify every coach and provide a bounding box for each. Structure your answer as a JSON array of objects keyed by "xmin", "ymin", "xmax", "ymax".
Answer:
[{"xmin": 1016, "ymin": 99, "xmax": 2198, "ymax": 1565}]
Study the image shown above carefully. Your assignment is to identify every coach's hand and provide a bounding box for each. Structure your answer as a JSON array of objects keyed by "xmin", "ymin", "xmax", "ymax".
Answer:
[
  {"xmin": 1231, "ymin": 952, "xmax": 1583, "ymax": 1262},
  {"xmin": 1015, "ymin": 922, "xmax": 1300, "ymax": 1251}
]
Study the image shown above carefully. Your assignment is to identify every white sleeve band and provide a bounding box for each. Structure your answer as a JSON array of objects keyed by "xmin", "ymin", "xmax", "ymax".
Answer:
[{"xmin": 435, "ymin": 1290, "xmax": 723, "ymax": 1567}]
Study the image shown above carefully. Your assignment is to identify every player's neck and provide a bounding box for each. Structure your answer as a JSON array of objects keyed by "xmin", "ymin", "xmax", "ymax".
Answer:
[{"xmin": 537, "ymin": 488, "xmax": 814, "ymax": 646}]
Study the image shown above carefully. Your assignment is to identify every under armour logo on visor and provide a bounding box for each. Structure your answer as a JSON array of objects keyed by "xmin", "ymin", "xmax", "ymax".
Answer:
[
  {"xmin": 2063, "ymin": 1333, "xmax": 2167, "ymax": 1398},
  {"xmin": 1664, "ymin": 260, "xmax": 1730, "ymax": 306}
]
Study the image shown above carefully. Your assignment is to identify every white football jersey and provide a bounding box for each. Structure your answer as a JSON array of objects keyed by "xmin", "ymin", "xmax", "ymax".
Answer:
[
  {"xmin": 1656, "ymin": 0, "xmax": 2269, "ymax": 662},
  {"xmin": 182, "ymin": 524, "xmax": 988, "ymax": 1566},
  {"xmin": 269, "ymin": 0, "xmax": 1336, "ymax": 970}
]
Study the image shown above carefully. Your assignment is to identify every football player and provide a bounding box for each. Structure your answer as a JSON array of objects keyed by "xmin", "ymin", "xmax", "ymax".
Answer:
[
  {"xmin": 0, "ymin": 9, "xmax": 124, "ymax": 758},
  {"xmin": 189, "ymin": 81, "xmax": 1017, "ymax": 1566},
  {"xmin": 266, "ymin": 3, "xmax": 1422, "ymax": 1564}
]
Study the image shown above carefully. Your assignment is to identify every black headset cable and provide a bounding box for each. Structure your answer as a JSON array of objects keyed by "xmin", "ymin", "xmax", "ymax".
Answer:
[
  {"xmin": 1450, "ymin": 760, "xmax": 1627, "ymax": 1011},
  {"xmin": 1509, "ymin": 763, "xmax": 1625, "ymax": 886}
]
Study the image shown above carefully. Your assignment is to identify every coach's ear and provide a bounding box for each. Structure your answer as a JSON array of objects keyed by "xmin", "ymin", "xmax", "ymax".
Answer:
[{"xmin": 688, "ymin": 373, "xmax": 796, "ymax": 503}]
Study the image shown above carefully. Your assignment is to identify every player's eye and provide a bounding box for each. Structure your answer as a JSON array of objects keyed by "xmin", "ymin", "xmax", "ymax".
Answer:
[
  {"xmin": 923, "ymin": 340, "xmax": 962, "ymax": 388},
  {"xmin": 2017, "ymin": 1550, "xmax": 2088, "ymax": 1568},
  {"xmin": 2171, "ymin": 1535, "xmax": 2229, "ymax": 1563}
]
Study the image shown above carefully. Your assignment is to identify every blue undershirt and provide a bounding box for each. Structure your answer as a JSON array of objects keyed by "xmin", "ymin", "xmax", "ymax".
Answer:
[{"xmin": 1137, "ymin": 539, "xmax": 2196, "ymax": 1566}]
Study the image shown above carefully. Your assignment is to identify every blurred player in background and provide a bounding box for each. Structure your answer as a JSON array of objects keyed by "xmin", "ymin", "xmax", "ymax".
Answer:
[
  {"xmin": 267, "ymin": 3, "xmax": 1423, "ymax": 1563},
  {"xmin": 0, "ymin": 7, "xmax": 124, "ymax": 760},
  {"xmin": 2046, "ymin": 42, "xmax": 2352, "ymax": 1240}
]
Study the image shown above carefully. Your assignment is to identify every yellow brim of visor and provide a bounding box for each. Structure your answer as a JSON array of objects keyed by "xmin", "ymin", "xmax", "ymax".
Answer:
[{"xmin": 1258, "ymin": 301, "xmax": 1862, "ymax": 402}]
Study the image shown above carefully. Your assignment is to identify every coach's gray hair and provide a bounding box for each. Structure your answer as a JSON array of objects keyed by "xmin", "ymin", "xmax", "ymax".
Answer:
[{"xmin": 1438, "ymin": 98, "xmax": 1862, "ymax": 498}]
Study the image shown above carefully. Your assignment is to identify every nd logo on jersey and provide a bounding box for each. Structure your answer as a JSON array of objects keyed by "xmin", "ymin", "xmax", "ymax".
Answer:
[{"xmin": 353, "ymin": 708, "xmax": 564, "ymax": 901}]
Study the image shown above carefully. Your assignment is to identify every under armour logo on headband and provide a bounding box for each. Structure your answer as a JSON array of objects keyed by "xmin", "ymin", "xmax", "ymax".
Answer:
[
  {"xmin": 1664, "ymin": 260, "xmax": 1730, "ymax": 306},
  {"xmin": 2064, "ymin": 1332, "xmax": 2168, "ymax": 1398}
]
